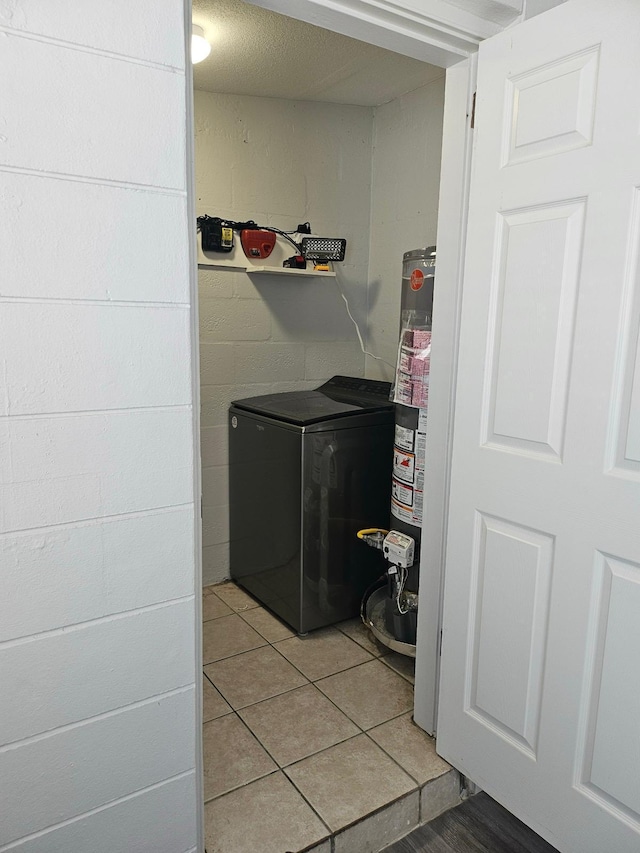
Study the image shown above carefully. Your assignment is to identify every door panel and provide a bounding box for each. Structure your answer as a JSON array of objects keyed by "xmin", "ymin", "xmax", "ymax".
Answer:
[
  {"xmin": 612, "ymin": 189, "xmax": 640, "ymax": 472},
  {"xmin": 504, "ymin": 46, "xmax": 599, "ymax": 165},
  {"xmin": 581, "ymin": 553, "xmax": 640, "ymax": 818},
  {"xmin": 484, "ymin": 200, "xmax": 584, "ymax": 457},
  {"xmin": 437, "ymin": 2, "xmax": 640, "ymax": 851},
  {"xmin": 468, "ymin": 513, "xmax": 553, "ymax": 758}
]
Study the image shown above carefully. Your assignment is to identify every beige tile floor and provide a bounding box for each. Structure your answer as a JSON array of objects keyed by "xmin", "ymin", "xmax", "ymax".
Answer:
[{"xmin": 202, "ymin": 581, "xmax": 459, "ymax": 853}]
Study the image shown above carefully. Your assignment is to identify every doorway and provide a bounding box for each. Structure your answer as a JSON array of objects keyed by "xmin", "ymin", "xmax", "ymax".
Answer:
[{"xmin": 190, "ymin": 1, "xmax": 461, "ymax": 849}]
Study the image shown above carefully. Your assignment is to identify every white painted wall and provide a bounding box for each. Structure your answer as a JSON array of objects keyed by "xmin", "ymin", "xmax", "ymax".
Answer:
[
  {"xmin": 195, "ymin": 90, "xmax": 373, "ymax": 584},
  {"xmin": 366, "ymin": 77, "xmax": 446, "ymax": 380},
  {"xmin": 0, "ymin": 2, "xmax": 199, "ymax": 850}
]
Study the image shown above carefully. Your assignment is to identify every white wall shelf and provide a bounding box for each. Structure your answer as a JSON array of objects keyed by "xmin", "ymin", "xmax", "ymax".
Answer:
[
  {"xmin": 247, "ymin": 265, "xmax": 335, "ymax": 278},
  {"xmin": 197, "ymin": 260, "xmax": 247, "ymax": 272},
  {"xmin": 197, "ymin": 261, "xmax": 335, "ymax": 278}
]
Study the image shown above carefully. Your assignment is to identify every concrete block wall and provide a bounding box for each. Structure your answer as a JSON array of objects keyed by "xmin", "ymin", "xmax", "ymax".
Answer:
[
  {"xmin": 0, "ymin": 3, "xmax": 198, "ymax": 851},
  {"xmin": 195, "ymin": 91, "xmax": 373, "ymax": 584},
  {"xmin": 195, "ymin": 82, "xmax": 445, "ymax": 584},
  {"xmin": 366, "ymin": 76, "xmax": 446, "ymax": 380}
]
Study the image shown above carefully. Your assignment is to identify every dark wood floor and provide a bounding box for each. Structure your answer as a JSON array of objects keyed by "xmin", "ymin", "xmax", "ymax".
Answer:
[{"xmin": 382, "ymin": 793, "xmax": 559, "ymax": 853}]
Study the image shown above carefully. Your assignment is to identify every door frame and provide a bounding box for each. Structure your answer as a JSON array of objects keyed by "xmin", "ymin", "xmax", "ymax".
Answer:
[
  {"xmin": 183, "ymin": 3, "xmax": 205, "ymax": 851},
  {"xmin": 186, "ymin": 5, "xmax": 493, "ymax": 842},
  {"xmin": 413, "ymin": 54, "xmax": 476, "ymax": 734}
]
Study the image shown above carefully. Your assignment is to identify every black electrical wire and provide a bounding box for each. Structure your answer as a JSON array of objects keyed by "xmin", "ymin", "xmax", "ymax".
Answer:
[
  {"xmin": 196, "ymin": 215, "xmax": 303, "ymax": 254},
  {"xmin": 262, "ymin": 227, "xmax": 301, "ymax": 253}
]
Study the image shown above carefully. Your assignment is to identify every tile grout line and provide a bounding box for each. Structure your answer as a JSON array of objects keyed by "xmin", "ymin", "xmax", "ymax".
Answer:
[
  {"xmin": 202, "ymin": 764, "xmax": 280, "ymax": 806},
  {"xmin": 203, "ymin": 609, "xmax": 371, "ymax": 683},
  {"xmin": 289, "ymin": 778, "xmax": 337, "ymax": 846},
  {"xmin": 203, "ymin": 588, "xmax": 415, "ymax": 736},
  {"xmin": 201, "ymin": 595, "xmax": 372, "ymax": 849},
  {"xmin": 203, "ymin": 616, "xmax": 413, "ymax": 804},
  {"xmin": 362, "ymin": 726, "xmax": 425, "ymax": 790},
  {"xmin": 279, "ymin": 772, "xmax": 334, "ymax": 843},
  {"xmin": 335, "ymin": 642, "xmax": 446, "ymax": 804},
  {"xmin": 310, "ymin": 658, "xmax": 415, "ymax": 734},
  {"xmin": 270, "ymin": 627, "xmax": 379, "ymax": 686},
  {"xmin": 200, "ymin": 669, "xmax": 236, "ymax": 725},
  {"xmin": 202, "ymin": 583, "xmax": 427, "ymax": 852},
  {"xmin": 202, "ymin": 640, "xmax": 269, "ymax": 667},
  {"xmin": 234, "ymin": 606, "xmax": 297, "ymax": 642},
  {"xmin": 202, "ymin": 701, "xmax": 334, "ymax": 845},
  {"xmin": 208, "ymin": 679, "xmax": 311, "ymax": 716},
  {"xmin": 239, "ymin": 691, "xmax": 360, "ymax": 770},
  {"xmin": 260, "ymin": 625, "xmax": 418, "ymax": 843},
  {"xmin": 261, "ymin": 615, "xmax": 431, "ymax": 844},
  {"xmin": 204, "ymin": 632, "xmax": 371, "ymax": 754}
]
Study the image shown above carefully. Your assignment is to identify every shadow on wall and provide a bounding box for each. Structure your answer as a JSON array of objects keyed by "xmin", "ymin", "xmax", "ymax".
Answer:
[{"xmin": 249, "ymin": 274, "xmax": 365, "ymax": 345}]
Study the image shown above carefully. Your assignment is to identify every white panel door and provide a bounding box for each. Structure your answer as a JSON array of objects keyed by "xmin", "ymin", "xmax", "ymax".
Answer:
[{"xmin": 437, "ymin": 2, "xmax": 640, "ymax": 851}]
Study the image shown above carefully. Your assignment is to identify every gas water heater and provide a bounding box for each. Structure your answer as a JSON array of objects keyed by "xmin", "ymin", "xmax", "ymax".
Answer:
[{"xmin": 360, "ymin": 247, "xmax": 435, "ymax": 654}]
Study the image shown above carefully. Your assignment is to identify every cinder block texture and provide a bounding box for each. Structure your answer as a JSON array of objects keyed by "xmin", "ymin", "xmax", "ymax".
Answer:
[
  {"xmin": 0, "ymin": 409, "xmax": 193, "ymax": 532},
  {"xmin": 195, "ymin": 83, "xmax": 444, "ymax": 583},
  {"xmin": 203, "ymin": 505, "xmax": 230, "ymax": 548},
  {"xmin": 9, "ymin": 774, "xmax": 197, "ymax": 853},
  {"xmin": 0, "ymin": 508, "xmax": 194, "ymax": 642},
  {"xmin": 1, "ymin": 33, "xmax": 186, "ymax": 187},
  {"xmin": 0, "ymin": 0, "xmax": 186, "ymax": 67},
  {"xmin": 2, "ymin": 172, "xmax": 190, "ymax": 303},
  {"xmin": 203, "ymin": 542, "xmax": 231, "ymax": 586},
  {"xmin": 0, "ymin": 6, "xmax": 198, "ymax": 851},
  {"xmin": 1, "ymin": 602, "xmax": 195, "ymax": 743},
  {"xmin": 201, "ymin": 426, "xmax": 228, "ymax": 468},
  {"xmin": 0, "ymin": 303, "xmax": 191, "ymax": 415},
  {"xmin": 193, "ymin": 88, "xmax": 377, "ymax": 585},
  {"xmin": 0, "ymin": 689, "xmax": 195, "ymax": 845}
]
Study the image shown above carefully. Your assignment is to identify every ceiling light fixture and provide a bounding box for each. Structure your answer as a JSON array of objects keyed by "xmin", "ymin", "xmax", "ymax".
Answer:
[{"xmin": 191, "ymin": 25, "xmax": 211, "ymax": 64}]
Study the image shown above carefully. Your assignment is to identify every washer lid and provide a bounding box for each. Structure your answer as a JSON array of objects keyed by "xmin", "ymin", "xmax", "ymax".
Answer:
[{"xmin": 231, "ymin": 375, "xmax": 393, "ymax": 426}]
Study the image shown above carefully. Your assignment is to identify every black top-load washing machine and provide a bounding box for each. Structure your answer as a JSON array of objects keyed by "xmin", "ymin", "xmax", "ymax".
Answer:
[{"xmin": 228, "ymin": 376, "xmax": 394, "ymax": 634}]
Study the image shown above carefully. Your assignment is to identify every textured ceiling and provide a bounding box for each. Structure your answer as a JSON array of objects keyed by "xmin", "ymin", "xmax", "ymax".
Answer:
[{"xmin": 192, "ymin": 0, "xmax": 443, "ymax": 107}]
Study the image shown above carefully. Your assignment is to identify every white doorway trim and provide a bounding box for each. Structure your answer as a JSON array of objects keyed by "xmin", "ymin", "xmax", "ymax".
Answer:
[
  {"xmin": 184, "ymin": 2, "xmax": 205, "ymax": 851},
  {"xmin": 413, "ymin": 54, "xmax": 477, "ymax": 735},
  {"xmin": 185, "ymin": 3, "xmax": 487, "ymax": 840}
]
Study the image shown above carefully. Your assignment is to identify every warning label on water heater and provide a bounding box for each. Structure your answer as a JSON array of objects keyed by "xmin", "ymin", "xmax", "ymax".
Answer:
[
  {"xmin": 393, "ymin": 448, "xmax": 415, "ymax": 483},
  {"xmin": 392, "ymin": 478, "xmax": 413, "ymax": 507},
  {"xmin": 394, "ymin": 424, "xmax": 414, "ymax": 452},
  {"xmin": 391, "ymin": 419, "xmax": 427, "ymax": 526}
]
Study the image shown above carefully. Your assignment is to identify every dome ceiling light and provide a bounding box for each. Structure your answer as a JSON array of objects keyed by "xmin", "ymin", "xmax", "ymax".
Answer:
[{"xmin": 191, "ymin": 25, "xmax": 211, "ymax": 64}]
